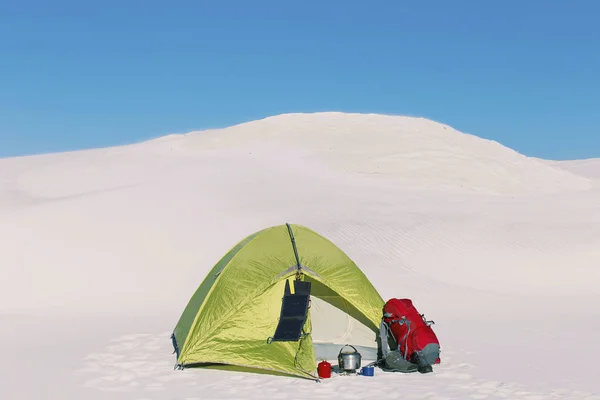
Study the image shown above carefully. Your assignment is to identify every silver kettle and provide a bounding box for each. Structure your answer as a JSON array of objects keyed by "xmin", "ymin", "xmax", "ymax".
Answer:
[{"xmin": 338, "ymin": 344, "xmax": 362, "ymax": 372}]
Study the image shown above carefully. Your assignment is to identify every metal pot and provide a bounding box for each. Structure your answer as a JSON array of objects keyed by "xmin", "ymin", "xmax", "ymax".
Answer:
[{"xmin": 338, "ymin": 344, "xmax": 362, "ymax": 372}]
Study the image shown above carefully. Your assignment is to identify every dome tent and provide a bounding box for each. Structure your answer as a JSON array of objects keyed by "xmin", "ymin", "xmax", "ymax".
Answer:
[{"xmin": 171, "ymin": 223, "xmax": 385, "ymax": 380}]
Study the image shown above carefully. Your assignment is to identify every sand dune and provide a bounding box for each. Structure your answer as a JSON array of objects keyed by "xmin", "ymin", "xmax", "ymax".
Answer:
[
  {"xmin": 550, "ymin": 158, "xmax": 600, "ymax": 180},
  {"xmin": 176, "ymin": 113, "xmax": 593, "ymax": 194},
  {"xmin": 1, "ymin": 112, "xmax": 598, "ymax": 399}
]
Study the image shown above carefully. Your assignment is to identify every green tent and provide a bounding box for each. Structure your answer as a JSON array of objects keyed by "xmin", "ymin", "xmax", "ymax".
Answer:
[{"xmin": 171, "ymin": 223, "xmax": 385, "ymax": 380}]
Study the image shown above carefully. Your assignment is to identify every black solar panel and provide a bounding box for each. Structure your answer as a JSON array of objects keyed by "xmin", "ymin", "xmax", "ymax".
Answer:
[
  {"xmin": 271, "ymin": 314, "xmax": 307, "ymax": 341},
  {"xmin": 269, "ymin": 280, "xmax": 312, "ymax": 342},
  {"xmin": 280, "ymin": 295, "xmax": 310, "ymax": 318},
  {"xmin": 293, "ymin": 280, "xmax": 311, "ymax": 295}
]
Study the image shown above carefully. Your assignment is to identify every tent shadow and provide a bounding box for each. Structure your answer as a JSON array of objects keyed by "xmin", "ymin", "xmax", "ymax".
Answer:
[{"xmin": 183, "ymin": 362, "xmax": 310, "ymax": 380}]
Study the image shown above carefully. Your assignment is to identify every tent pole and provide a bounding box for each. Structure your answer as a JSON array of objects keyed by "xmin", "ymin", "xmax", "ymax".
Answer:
[{"xmin": 286, "ymin": 223, "xmax": 302, "ymax": 278}]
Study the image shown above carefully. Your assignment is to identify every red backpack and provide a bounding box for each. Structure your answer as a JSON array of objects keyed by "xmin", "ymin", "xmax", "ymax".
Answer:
[{"xmin": 382, "ymin": 298, "xmax": 440, "ymax": 372}]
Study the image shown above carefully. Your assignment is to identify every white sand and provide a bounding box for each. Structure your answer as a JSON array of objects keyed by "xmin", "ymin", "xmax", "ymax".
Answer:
[{"xmin": 1, "ymin": 112, "xmax": 599, "ymax": 399}]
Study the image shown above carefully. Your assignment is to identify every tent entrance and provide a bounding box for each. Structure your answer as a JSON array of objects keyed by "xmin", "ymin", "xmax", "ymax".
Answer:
[{"xmin": 305, "ymin": 278, "xmax": 379, "ymax": 361}]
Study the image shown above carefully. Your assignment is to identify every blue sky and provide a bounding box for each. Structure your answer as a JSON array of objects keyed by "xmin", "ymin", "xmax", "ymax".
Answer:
[{"xmin": 1, "ymin": 0, "xmax": 598, "ymax": 160}]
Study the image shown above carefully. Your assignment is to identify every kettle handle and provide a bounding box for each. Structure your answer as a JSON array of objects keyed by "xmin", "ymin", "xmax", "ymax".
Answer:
[{"xmin": 338, "ymin": 344, "xmax": 358, "ymax": 356}]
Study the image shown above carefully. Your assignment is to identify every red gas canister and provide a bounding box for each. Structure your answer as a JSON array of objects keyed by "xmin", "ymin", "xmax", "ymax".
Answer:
[{"xmin": 317, "ymin": 360, "xmax": 331, "ymax": 378}]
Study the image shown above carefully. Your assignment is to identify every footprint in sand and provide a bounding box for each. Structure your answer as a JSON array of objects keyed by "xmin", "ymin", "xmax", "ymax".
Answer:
[{"xmin": 76, "ymin": 332, "xmax": 191, "ymax": 393}]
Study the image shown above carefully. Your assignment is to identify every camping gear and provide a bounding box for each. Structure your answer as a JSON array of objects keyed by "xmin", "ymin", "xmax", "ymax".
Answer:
[
  {"xmin": 170, "ymin": 223, "xmax": 385, "ymax": 381},
  {"xmin": 338, "ymin": 345, "xmax": 362, "ymax": 372},
  {"xmin": 360, "ymin": 365, "xmax": 375, "ymax": 376},
  {"xmin": 380, "ymin": 298, "xmax": 440, "ymax": 373},
  {"xmin": 317, "ymin": 360, "xmax": 332, "ymax": 378}
]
